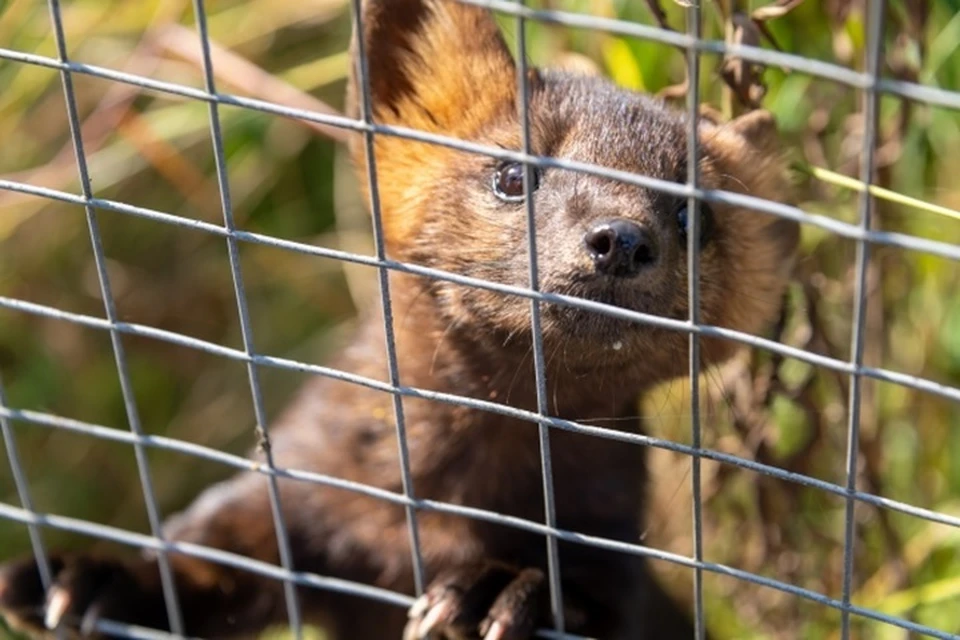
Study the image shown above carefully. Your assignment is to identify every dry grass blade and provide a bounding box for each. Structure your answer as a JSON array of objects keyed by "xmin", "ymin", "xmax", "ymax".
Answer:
[
  {"xmin": 751, "ymin": 0, "xmax": 806, "ymax": 22},
  {"xmin": 807, "ymin": 165, "xmax": 960, "ymax": 223},
  {"xmin": 153, "ymin": 24, "xmax": 351, "ymax": 145},
  {"xmin": 720, "ymin": 11, "xmax": 767, "ymax": 109}
]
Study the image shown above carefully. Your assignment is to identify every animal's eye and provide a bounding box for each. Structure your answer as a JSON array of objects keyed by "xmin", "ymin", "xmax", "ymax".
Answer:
[
  {"xmin": 676, "ymin": 200, "xmax": 714, "ymax": 250},
  {"xmin": 492, "ymin": 161, "xmax": 540, "ymax": 202}
]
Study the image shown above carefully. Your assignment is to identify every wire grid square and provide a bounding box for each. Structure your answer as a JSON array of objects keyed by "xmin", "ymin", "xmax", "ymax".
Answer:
[{"xmin": 1, "ymin": 1, "xmax": 959, "ymax": 639}]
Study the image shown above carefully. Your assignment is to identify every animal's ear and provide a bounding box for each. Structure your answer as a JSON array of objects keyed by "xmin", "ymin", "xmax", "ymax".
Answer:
[
  {"xmin": 725, "ymin": 109, "xmax": 779, "ymax": 156},
  {"xmin": 701, "ymin": 109, "xmax": 800, "ymax": 276},
  {"xmin": 347, "ymin": 0, "xmax": 517, "ymax": 134},
  {"xmin": 345, "ymin": 1, "xmax": 518, "ymax": 253},
  {"xmin": 725, "ymin": 110, "xmax": 800, "ymax": 267},
  {"xmin": 697, "ymin": 104, "xmax": 725, "ymax": 126}
]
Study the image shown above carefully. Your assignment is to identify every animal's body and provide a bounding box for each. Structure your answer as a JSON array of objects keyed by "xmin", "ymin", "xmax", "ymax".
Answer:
[{"xmin": 0, "ymin": 1, "xmax": 798, "ymax": 638}]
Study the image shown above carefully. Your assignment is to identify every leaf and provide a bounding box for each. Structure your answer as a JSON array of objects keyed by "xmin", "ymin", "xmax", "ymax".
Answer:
[
  {"xmin": 941, "ymin": 294, "xmax": 960, "ymax": 368},
  {"xmin": 752, "ymin": 0, "xmax": 806, "ymax": 22},
  {"xmin": 869, "ymin": 574, "xmax": 960, "ymax": 617},
  {"xmin": 601, "ymin": 37, "xmax": 645, "ymax": 91}
]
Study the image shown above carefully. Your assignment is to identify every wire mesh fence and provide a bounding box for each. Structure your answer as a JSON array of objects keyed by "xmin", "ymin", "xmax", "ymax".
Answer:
[{"xmin": 0, "ymin": 1, "xmax": 959, "ymax": 639}]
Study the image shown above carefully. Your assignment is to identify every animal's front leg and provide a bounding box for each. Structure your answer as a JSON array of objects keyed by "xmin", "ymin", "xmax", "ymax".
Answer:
[
  {"xmin": 404, "ymin": 561, "xmax": 549, "ymax": 640},
  {"xmin": 0, "ymin": 473, "xmax": 309, "ymax": 638},
  {"xmin": 0, "ymin": 548, "xmax": 291, "ymax": 639}
]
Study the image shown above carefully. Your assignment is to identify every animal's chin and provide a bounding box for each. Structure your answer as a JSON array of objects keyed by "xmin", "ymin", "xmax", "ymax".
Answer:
[
  {"xmin": 540, "ymin": 277, "xmax": 678, "ymax": 342},
  {"xmin": 542, "ymin": 309, "xmax": 647, "ymax": 350}
]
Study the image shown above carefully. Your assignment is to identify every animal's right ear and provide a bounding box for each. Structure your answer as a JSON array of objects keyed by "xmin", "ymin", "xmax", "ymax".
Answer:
[{"xmin": 347, "ymin": 0, "xmax": 517, "ymax": 135}]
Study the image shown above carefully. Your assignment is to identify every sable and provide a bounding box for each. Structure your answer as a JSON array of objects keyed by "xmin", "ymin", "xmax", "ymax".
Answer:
[{"xmin": 0, "ymin": 1, "xmax": 799, "ymax": 638}]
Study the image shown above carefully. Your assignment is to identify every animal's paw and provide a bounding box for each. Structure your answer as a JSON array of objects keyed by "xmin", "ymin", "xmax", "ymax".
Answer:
[
  {"xmin": 0, "ymin": 553, "xmax": 165, "ymax": 638},
  {"xmin": 403, "ymin": 563, "xmax": 547, "ymax": 640}
]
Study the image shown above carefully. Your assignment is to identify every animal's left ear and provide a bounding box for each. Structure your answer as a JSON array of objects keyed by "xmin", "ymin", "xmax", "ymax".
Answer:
[
  {"xmin": 722, "ymin": 109, "xmax": 780, "ymax": 156},
  {"xmin": 345, "ymin": 0, "xmax": 521, "ymax": 253},
  {"xmin": 726, "ymin": 110, "xmax": 800, "ymax": 265},
  {"xmin": 346, "ymin": 0, "xmax": 518, "ymax": 135},
  {"xmin": 702, "ymin": 109, "xmax": 800, "ymax": 275}
]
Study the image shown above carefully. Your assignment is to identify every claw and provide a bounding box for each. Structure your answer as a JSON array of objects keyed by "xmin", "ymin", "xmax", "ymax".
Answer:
[
  {"xmin": 44, "ymin": 587, "xmax": 70, "ymax": 630},
  {"xmin": 408, "ymin": 593, "xmax": 431, "ymax": 620},
  {"xmin": 403, "ymin": 618, "xmax": 421, "ymax": 640},
  {"xmin": 417, "ymin": 596, "xmax": 456, "ymax": 638},
  {"xmin": 404, "ymin": 594, "xmax": 433, "ymax": 640},
  {"xmin": 81, "ymin": 600, "xmax": 104, "ymax": 636},
  {"xmin": 483, "ymin": 620, "xmax": 507, "ymax": 640}
]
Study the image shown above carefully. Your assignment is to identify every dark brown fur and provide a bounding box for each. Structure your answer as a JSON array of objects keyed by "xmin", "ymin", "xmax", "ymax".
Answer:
[{"xmin": 0, "ymin": 1, "xmax": 799, "ymax": 638}]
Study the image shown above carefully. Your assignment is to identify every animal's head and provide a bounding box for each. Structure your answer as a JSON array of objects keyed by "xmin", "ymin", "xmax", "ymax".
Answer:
[{"xmin": 347, "ymin": 0, "xmax": 799, "ymax": 385}]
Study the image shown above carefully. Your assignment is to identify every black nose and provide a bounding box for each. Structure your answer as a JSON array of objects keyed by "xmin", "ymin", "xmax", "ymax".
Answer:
[{"xmin": 583, "ymin": 219, "xmax": 658, "ymax": 277}]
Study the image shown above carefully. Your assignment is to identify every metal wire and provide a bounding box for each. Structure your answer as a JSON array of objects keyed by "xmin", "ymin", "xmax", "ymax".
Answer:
[
  {"xmin": 515, "ymin": 2, "xmax": 565, "ymax": 633},
  {"xmin": 44, "ymin": 0, "xmax": 184, "ymax": 633},
  {"xmin": 5, "ymin": 4, "xmax": 960, "ymax": 113},
  {"xmin": 0, "ymin": 2, "xmax": 958, "ymax": 640},
  {"xmin": 0, "ymin": 376, "xmax": 56, "ymax": 610},
  {"xmin": 1, "ymin": 353, "xmax": 958, "ymax": 532},
  {"xmin": 684, "ymin": 4, "xmax": 705, "ymax": 639},
  {"xmin": 455, "ymin": 0, "xmax": 960, "ymax": 111},
  {"xmin": 2, "ymin": 185, "xmax": 959, "ymax": 404},
  {"xmin": 347, "ymin": 0, "xmax": 427, "ymax": 597},
  {"xmin": 3, "ymin": 135, "xmax": 959, "ymax": 262},
  {"xmin": 840, "ymin": 4, "xmax": 886, "ymax": 638},
  {"xmin": 189, "ymin": 1, "xmax": 303, "ymax": 635},
  {"xmin": 2, "ymin": 491, "xmax": 958, "ymax": 640}
]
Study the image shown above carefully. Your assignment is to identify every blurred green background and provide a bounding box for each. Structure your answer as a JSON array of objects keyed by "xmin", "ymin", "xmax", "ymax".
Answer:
[{"xmin": 1, "ymin": 0, "xmax": 959, "ymax": 638}]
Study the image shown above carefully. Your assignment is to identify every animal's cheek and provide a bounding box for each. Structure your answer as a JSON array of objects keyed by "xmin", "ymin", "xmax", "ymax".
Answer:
[
  {"xmin": 535, "ymin": 235, "xmax": 594, "ymax": 281},
  {"xmin": 444, "ymin": 288, "xmax": 479, "ymax": 329},
  {"xmin": 683, "ymin": 271, "xmax": 728, "ymax": 336},
  {"xmin": 443, "ymin": 284, "xmax": 530, "ymax": 338}
]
